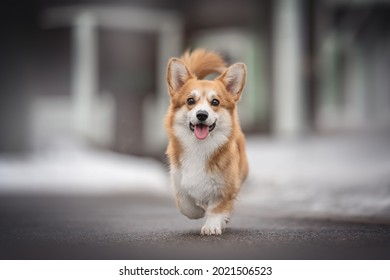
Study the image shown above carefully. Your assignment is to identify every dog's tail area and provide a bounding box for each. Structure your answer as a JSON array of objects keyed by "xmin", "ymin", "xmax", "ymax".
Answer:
[{"xmin": 180, "ymin": 49, "xmax": 226, "ymax": 79}]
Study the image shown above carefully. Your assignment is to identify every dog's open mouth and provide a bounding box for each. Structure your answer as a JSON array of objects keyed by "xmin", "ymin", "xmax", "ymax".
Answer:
[{"xmin": 189, "ymin": 122, "xmax": 216, "ymax": 140}]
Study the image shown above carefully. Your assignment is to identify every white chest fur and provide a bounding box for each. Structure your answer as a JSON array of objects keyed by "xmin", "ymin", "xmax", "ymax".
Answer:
[
  {"xmin": 174, "ymin": 146, "xmax": 223, "ymax": 205},
  {"xmin": 171, "ymin": 134, "xmax": 229, "ymax": 207}
]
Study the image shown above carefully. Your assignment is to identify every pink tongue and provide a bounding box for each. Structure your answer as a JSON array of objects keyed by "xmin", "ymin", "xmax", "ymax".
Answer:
[{"xmin": 194, "ymin": 124, "xmax": 209, "ymax": 140}]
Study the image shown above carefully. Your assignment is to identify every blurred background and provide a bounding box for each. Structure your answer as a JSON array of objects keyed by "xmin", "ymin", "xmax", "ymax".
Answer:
[{"xmin": 1, "ymin": 0, "xmax": 390, "ymax": 220}]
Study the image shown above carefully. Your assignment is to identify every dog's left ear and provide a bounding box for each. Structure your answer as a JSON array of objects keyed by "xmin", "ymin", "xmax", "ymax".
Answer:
[{"xmin": 218, "ymin": 63, "xmax": 246, "ymax": 102}]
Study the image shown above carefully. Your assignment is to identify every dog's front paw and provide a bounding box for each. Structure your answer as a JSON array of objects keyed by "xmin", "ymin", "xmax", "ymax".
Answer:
[
  {"xmin": 201, "ymin": 224, "xmax": 222, "ymax": 235},
  {"xmin": 200, "ymin": 214, "xmax": 229, "ymax": 235}
]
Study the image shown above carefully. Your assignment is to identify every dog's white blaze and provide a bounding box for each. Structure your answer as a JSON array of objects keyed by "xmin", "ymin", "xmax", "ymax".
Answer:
[{"xmin": 172, "ymin": 106, "xmax": 232, "ymax": 209}]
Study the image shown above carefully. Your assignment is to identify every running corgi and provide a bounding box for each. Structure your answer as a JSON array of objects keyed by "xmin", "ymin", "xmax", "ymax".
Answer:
[{"xmin": 164, "ymin": 49, "xmax": 248, "ymax": 235}]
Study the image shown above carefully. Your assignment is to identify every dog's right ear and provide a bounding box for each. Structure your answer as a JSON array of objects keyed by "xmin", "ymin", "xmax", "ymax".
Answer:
[{"xmin": 167, "ymin": 58, "xmax": 193, "ymax": 95}]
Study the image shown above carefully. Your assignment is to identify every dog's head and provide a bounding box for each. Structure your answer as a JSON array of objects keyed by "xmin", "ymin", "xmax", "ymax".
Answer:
[{"xmin": 166, "ymin": 58, "xmax": 246, "ymax": 141}]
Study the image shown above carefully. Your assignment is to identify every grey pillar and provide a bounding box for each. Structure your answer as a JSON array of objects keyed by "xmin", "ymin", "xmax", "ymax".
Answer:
[
  {"xmin": 71, "ymin": 12, "xmax": 97, "ymax": 140},
  {"xmin": 273, "ymin": 0, "xmax": 305, "ymax": 137}
]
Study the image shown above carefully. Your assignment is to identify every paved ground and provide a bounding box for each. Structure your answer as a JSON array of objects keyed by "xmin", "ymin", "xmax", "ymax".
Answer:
[{"xmin": 1, "ymin": 193, "xmax": 390, "ymax": 260}]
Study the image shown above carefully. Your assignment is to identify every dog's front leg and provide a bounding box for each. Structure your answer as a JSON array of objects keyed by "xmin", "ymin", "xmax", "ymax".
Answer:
[{"xmin": 200, "ymin": 198, "xmax": 235, "ymax": 235}]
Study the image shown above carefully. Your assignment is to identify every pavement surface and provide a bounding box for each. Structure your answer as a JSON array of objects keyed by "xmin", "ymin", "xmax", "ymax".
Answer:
[{"xmin": 1, "ymin": 193, "xmax": 390, "ymax": 260}]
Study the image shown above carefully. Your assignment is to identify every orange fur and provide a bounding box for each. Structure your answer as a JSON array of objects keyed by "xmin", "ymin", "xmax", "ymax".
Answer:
[{"xmin": 164, "ymin": 49, "xmax": 248, "ymax": 235}]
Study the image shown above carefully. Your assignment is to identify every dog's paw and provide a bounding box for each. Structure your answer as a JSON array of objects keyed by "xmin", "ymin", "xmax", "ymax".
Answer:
[
  {"xmin": 201, "ymin": 224, "xmax": 222, "ymax": 235},
  {"xmin": 200, "ymin": 214, "xmax": 228, "ymax": 235}
]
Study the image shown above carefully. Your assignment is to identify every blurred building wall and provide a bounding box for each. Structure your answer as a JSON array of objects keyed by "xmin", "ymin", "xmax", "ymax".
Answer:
[
  {"xmin": 42, "ymin": 5, "xmax": 183, "ymax": 156},
  {"xmin": 317, "ymin": 1, "xmax": 390, "ymax": 131},
  {"xmin": 0, "ymin": 0, "xmax": 389, "ymax": 157}
]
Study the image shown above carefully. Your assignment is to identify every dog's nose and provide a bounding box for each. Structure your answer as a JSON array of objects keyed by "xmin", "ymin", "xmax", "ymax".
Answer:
[{"xmin": 196, "ymin": 110, "xmax": 208, "ymax": 121}]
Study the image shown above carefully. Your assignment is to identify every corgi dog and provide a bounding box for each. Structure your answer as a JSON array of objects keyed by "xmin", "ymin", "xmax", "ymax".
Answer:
[{"xmin": 164, "ymin": 49, "xmax": 248, "ymax": 235}]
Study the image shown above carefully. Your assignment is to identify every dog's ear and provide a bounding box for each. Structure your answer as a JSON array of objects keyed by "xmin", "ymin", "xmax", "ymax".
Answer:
[
  {"xmin": 167, "ymin": 58, "xmax": 193, "ymax": 95},
  {"xmin": 218, "ymin": 63, "xmax": 246, "ymax": 102}
]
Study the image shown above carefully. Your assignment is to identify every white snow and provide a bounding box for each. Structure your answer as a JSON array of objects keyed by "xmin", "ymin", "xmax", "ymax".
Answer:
[
  {"xmin": 0, "ymin": 143, "xmax": 170, "ymax": 195},
  {"xmin": 241, "ymin": 133, "xmax": 390, "ymax": 218}
]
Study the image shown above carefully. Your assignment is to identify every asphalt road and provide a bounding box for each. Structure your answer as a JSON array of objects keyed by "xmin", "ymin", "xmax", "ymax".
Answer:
[{"xmin": 1, "ymin": 193, "xmax": 390, "ymax": 260}]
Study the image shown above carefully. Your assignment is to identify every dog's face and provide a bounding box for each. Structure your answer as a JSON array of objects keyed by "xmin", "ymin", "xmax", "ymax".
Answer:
[
  {"xmin": 174, "ymin": 80, "xmax": 233, "ymax": 141},
  {"xmin": 167, "ymin": 59, "xmax": 246, "ymax": 142}
]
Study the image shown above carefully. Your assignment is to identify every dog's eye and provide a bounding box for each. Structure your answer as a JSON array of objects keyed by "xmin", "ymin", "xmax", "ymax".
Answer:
[
  {"xmin": 211, "ymin": 99, "xmax": 220, "ymax": 106},
  {"xmin": 187, "ymin": 98, "xmax": 195, "ymax": 105}
]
